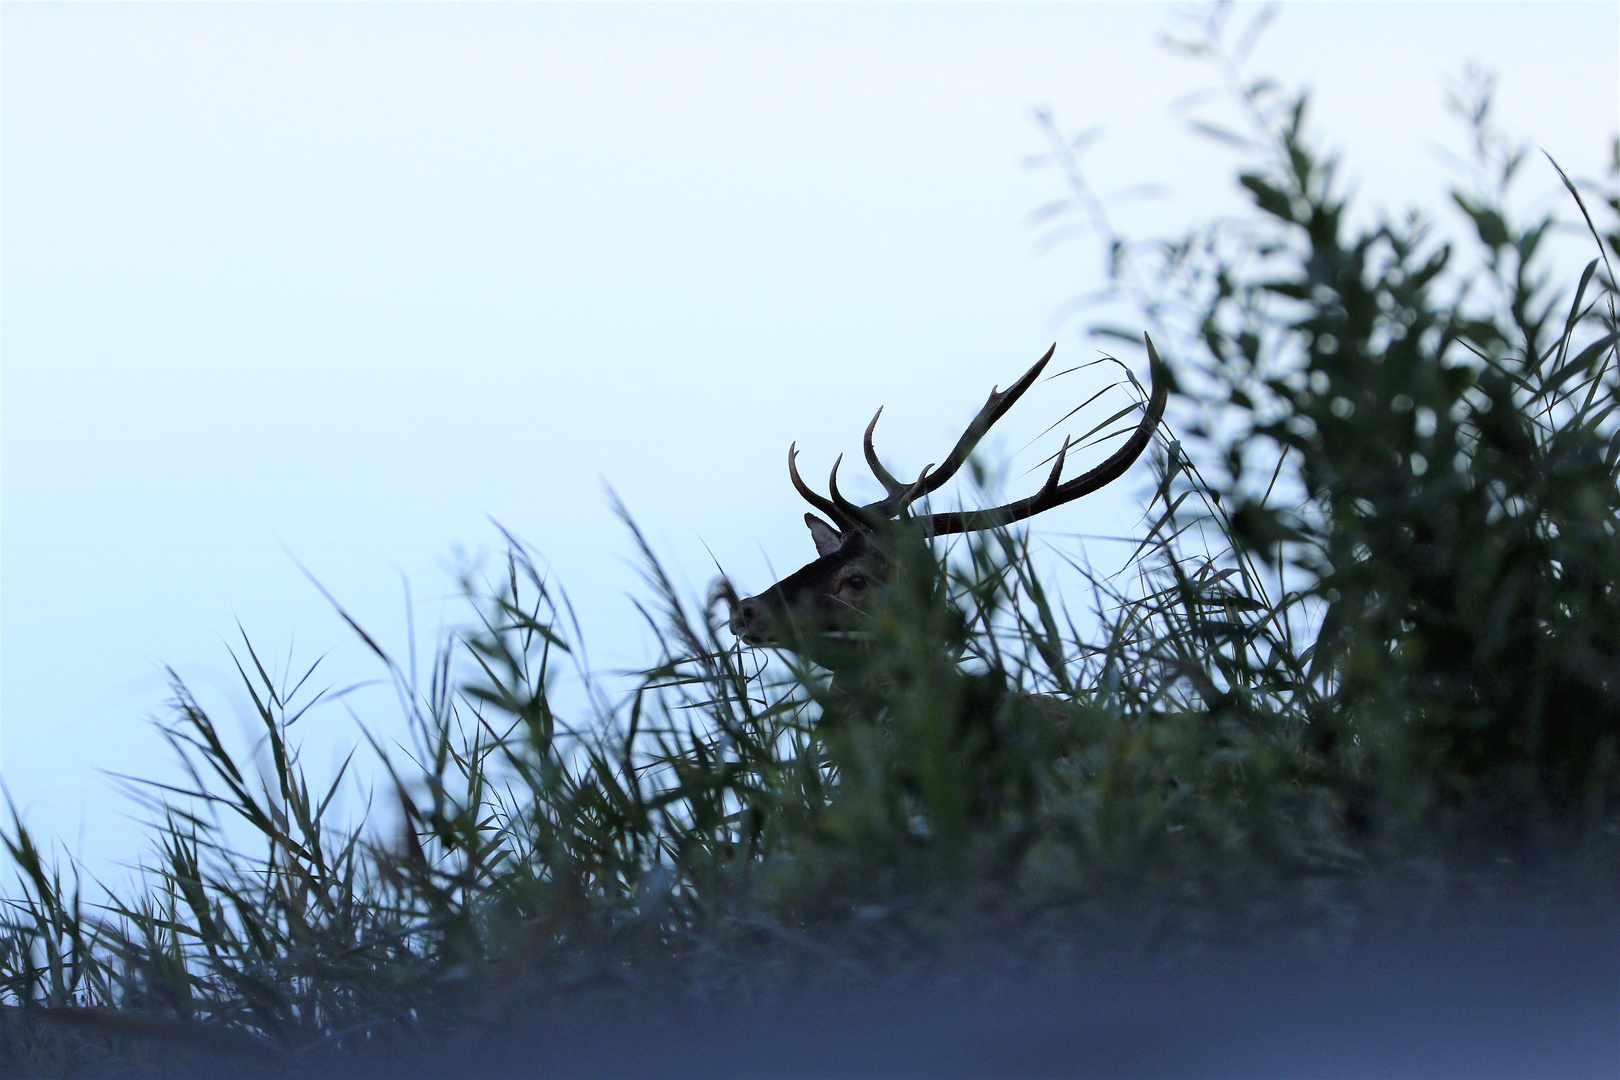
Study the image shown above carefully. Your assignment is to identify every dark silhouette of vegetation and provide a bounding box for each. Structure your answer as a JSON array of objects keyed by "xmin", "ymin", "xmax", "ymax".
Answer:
[{"xmin": 3, "ymin": 9, "xmax": 1615, "ymax": 1075}]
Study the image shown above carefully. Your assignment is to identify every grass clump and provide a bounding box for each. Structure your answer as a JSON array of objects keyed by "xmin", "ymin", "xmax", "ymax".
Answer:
[{"xmin": 3, "ymin": 14, "xmax": 1617, "ymax": 1074}]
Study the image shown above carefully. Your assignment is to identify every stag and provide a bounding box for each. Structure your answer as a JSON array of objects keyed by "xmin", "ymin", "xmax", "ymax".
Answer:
[{"xmin": 717, "ymin": 336, "xmax": 1169, "ymax": 651}]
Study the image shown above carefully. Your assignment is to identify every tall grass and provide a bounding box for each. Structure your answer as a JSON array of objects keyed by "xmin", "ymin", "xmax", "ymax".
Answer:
[{"xmin": 3, "ymin": 13, "xmax": 1616, "ymax": 1071}]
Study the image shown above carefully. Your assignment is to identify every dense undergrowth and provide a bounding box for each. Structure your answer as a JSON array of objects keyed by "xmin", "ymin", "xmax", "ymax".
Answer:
[{"xmin": 4, "ymin": 11, "xmax": 1617, "ymax": 1074}]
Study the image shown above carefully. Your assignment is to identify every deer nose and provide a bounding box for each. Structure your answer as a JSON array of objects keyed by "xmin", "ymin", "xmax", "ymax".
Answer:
[{"xmin": 730, "ymin": 597, "xmax": 773, "ymax": 644}]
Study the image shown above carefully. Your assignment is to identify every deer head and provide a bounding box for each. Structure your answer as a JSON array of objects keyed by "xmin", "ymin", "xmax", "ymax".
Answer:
[{"xmin": 718, "ymin": 336, "xmax": 1169, "ymax": 650}]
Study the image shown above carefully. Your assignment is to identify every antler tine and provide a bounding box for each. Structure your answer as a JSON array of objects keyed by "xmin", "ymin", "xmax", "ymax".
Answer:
[
  {"xmin": 828, "ymin": 455, "xmax": 888, "ymax": 532},
  {"xmin": 1039, "ymin": 436, "xmax": 1072, "ymax": 500},
  {"xmin": 863, "ymin": 407, "xmax": 953, "ymax": 518},
  {"xmin": 908, "ymin": 342, "xmax": 1057, "ymax": 501},
  {"xmin": 789, "ymin": 442, "xmax": 859, "ymax": 531},
  {"xmin": 918, "ymin": 335, "xmax": 1169, "ymax": 537},
  {"xmin": 890, "ymin": 462, "xmax": 937, "ymax": 517},
  {"xmin": 861, "ymin": 407, "xmax": 911, "ymax": 498}
]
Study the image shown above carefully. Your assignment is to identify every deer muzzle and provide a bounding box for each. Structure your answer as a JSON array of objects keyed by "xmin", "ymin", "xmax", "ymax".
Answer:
[{"xmin": 711, "ymin": 578, "xmax": 778, "ymax": 646}]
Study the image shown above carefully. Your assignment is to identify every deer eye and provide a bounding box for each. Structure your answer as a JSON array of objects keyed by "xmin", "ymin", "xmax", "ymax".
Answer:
[{"xmin": 846, "ymin": 575, "xmax": 867, "ymax": 591}]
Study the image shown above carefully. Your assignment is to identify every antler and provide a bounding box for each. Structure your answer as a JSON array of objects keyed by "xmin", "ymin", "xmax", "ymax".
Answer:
[
  {"xmin": 859, "ymin": 342, "xmax": 1055, "ymax": 517},
  {"xmin": 920, "ymin": 336, "xmax": 1168, "ymax": 535},
  {"xmin": 788, "ymin": 337, "xmax": 1168, "ymax": 537}
]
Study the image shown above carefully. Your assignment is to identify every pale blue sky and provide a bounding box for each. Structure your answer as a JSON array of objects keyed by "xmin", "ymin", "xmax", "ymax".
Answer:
[{"xmin": 4, "ymin": 2, "xmax": 1616, "ymax": 881}]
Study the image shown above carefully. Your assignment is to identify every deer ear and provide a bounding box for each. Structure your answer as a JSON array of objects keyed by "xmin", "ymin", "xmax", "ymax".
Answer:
[{"xmin": 804, "ymin": 513, "xmax": 844, "ymax": 557}]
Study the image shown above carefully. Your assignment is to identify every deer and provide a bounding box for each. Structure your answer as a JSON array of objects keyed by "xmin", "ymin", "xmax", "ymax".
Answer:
[{"xmin": 715, "ymin": 336, "xmax": 1169, "ymax": 654}]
